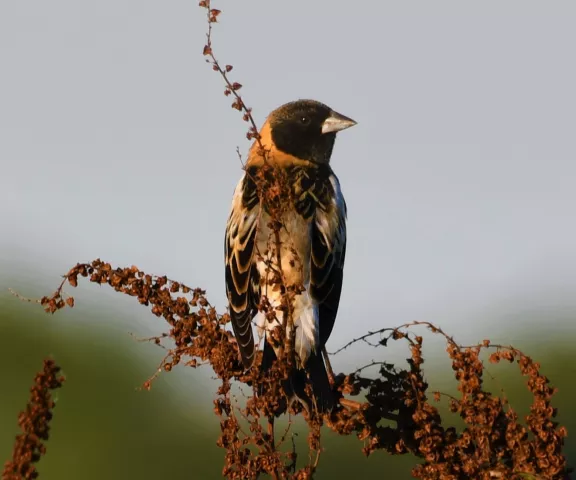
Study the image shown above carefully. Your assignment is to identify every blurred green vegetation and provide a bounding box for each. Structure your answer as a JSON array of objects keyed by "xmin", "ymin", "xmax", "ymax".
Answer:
[{"xmin": 1, "ymin": 281, "xmax": 575, "ymax": 479}]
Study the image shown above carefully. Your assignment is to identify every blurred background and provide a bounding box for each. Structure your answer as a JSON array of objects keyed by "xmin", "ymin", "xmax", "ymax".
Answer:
[{"xmin": 1, "ymin": 1, "xmax": 575, "ymax": 478}]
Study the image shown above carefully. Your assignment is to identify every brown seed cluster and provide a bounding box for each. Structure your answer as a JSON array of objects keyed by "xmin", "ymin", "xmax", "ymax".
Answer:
[
  {"xmin": 199, "ymin": 0, "xmax": 261, "ymax": 143},
  {"xmin": 29, "ymin": 260, "xmax": 571, "ymax": 479},
  {"xmin": 2, "ymin": 359, "xmax": 65, "ymax": 480}
]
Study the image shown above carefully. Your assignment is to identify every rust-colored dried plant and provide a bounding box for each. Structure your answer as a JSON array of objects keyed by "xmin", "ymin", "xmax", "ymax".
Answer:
[{"xmin": 2, "ymin": 360, "xmax": 65, "ymax": 480}]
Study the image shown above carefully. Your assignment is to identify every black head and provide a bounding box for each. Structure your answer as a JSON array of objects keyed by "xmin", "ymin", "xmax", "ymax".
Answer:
[{"xmin": 268, "ymin": 99, "xmax": 356, "ymax": 164}]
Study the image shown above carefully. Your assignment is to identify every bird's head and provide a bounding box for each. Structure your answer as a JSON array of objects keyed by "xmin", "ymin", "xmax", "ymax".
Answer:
[{"xmin": 252, "ymin": 99, "xmax": 356, "ymax": 166}]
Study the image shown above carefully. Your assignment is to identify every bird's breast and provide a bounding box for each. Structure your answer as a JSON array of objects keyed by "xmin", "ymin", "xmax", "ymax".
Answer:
[
  {"xmin": 254, "ymin": 207, "xmax": 319, "ymax": 365},
  {"xmin": 255, "ymin": 208, "xmax": 312, "ymax": 288}
]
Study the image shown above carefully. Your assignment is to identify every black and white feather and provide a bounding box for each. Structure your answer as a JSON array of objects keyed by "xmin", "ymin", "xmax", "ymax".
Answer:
[{"xmin": 224, "ymin": 170, "xmax": 261, "ymax": 368}]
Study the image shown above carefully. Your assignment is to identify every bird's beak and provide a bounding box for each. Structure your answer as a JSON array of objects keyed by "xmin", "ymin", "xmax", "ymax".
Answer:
[{"xmin": 321, "ymin": 110, "xmax": 357, "ymax": 134}]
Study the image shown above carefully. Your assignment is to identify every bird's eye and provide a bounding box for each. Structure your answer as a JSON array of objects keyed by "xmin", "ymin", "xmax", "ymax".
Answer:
[{"xmin": 300, "ymin": 116, "xmax": 310, "ymax": 125}]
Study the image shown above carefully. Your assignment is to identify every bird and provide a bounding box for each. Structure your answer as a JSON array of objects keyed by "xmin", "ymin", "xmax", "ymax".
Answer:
[{"xmin": 224, "ymin": 99, "xmax": 356, "ymax": 413}]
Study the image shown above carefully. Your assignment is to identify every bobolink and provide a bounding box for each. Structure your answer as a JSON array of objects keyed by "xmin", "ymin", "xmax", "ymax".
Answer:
[{"xmin": 225, "ymin": 99, "xmax": 356, "ymax": 412}]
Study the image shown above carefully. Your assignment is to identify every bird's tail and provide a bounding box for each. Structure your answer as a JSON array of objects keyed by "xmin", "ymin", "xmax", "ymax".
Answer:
[{"xmin": 260, "ymin": 341, "xmax": 334, "ymax": 415}]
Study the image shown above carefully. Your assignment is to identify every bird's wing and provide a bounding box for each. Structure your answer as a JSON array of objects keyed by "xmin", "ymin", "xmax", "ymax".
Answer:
[
  {"xmin": 310, "ymin": 173, "xmax": 347, "ymax": 348},
  {"xmin": 225, "ymin": 172, "xmax": 261, "ymax": 368}
]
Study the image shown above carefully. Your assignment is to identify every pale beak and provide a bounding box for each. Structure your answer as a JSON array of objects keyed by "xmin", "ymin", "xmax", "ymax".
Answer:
[{"xmin": 321, "ymin": 110, "xmax": 357, "ymax": 134}]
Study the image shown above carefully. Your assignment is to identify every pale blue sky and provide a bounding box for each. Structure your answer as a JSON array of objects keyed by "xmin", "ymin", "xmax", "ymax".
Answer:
[{"xmin": 1, "ymin": 1, "xmax": 575, "ymax": 365}]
